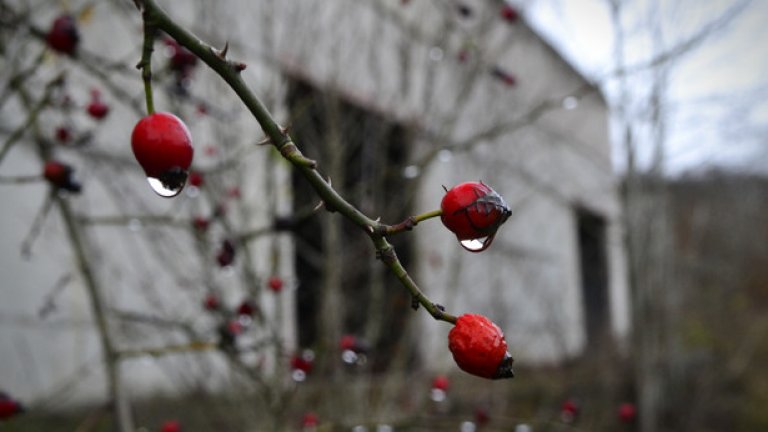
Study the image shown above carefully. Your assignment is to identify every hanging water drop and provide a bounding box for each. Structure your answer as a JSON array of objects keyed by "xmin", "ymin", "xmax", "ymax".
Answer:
[
  {"xmin": 459, "ymin": 235, "xmax": 496, "ymax": 253},
  {"xmin": 147, "ymin": 167, "xmax": 188, "ymax": 198}
]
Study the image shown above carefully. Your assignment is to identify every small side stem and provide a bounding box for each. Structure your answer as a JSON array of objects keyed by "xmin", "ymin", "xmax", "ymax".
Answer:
[{"xmin": 381, "ymin": 208, "xmax": 443, "ymax": 236}]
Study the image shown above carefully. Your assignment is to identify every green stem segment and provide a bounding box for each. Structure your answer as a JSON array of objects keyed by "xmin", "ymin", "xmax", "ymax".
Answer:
[
  {"xmin": 137, "ymin": 0, "xmax": 456, "ymax": 325},
  {"xmin": 139, "ymin": 9, "xmax": 156, "ymax": 115}
]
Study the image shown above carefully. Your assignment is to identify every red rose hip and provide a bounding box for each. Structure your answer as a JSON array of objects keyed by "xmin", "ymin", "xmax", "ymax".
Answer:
[
  {"xmin": 46, "ymin": 15, "xmax": 79, "ymax": 55},
  {"xmin": 131, "ymin": 112, "xmax": 193, "ymax": 197},
  {"xmin": 448, "ymin": 314, "xmax": 514, "ymax": 379},
  {"xmin": 440, "ymin": 181, "xmax": 510, "ymax": 252}
]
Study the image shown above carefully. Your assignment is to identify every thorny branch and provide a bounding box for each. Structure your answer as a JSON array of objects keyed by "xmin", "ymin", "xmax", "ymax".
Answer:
[{"xmin": 135, "ymin": 0, "xmax": 458, "ymax": 324}]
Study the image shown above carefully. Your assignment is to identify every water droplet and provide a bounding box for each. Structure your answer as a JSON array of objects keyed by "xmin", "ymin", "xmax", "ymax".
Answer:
[
  {"xmin": 302, "ymin": 349, "xmax": 315, "ymax": 361},
  {"xmin": 292, "ymin": 369, "xmax": 307, "ymax": 382},
  {"xmin": 514, "ymin": 424, "xmax": 532, "ymax": 432},
  {"xmin": 430, "ymin": 388, "xmax": 446, "ymax": 402},
  {"xmin": 460, "ymin": 421, "xmax": 477, "ymax": 432},
  {"xmin": 128, "ymin": 218, "xmax": 143, "ymax": 232},
  {"xmin": 402, "ymin": 165, "xmax": 420, "ymax": 179},
  {"xmin": 352, "ymin": 426, "xmax": 368, "ymax": 432},
  {"xmin": 459, "ymin": 233, "xmax": 497, "ymax": 252},
  {"xmin": 185, "ymin": 185, "xmax": 200, "ymax": 198},
  {"xmin": 237, "ymin": 315, "xmax": 253, "ymax": 328},
  {"xmin": 438, "ymin": 149, "xmax": 453, "ymax": 162},
  {"xmin": 146, "ymin": 168, "xmax": 188, "ymax": 198},
  {"xmin": 562, "ymin": 96, "xmax": 578, "ymax": 110},
  {"xmin": 460, "ymin": 238, "xmax": 487, "ymax": 251},
  {"xmin": 376, "ymin": 425, "xmax": 393, "ymax": 432},
  {"xmin": 147, "ymin": 177, "xmax": 183, "ymax": 197},
  {"xmin": 342, "ymin": 349, "xmax": 358, "ymax": 364},
  {"xmin": 429, "ymin": 46, "xmax": 444, "ymax": 61}
]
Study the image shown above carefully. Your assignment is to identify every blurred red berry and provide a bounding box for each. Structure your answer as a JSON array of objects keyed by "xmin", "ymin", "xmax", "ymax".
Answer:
[
  {"xmin": 474, "ymin": 407, "xmax": 490, "ymax": 426},
  {"xmin": 46, "ymin": 15, "xmax": 79, "ymax": 55},
  {"xmin": 43, "ymin": 160, "xmax": 81, "ymax": 193},
  {"xmin": 227, "ymin": 186, "xmax": 241, "ymax": 199},
  {"xmin": 164, "ymin": 37, "xmax": 198, "ymax": 76},
  {"xmin": 267, "ymin": 276, "xmax": 284, "ymax": 293},
  {"xmin": 290, "ymin": 353, "xmax": 313, "ymax": 374},
  {"xmin": 0, "ymin": 397, "xmax": 23, "ymax": 420},
  {"xmin": 301, "ymin": 412, "xmax": 319, "ymax": 428},
  {"xmin": 500, "ymin": 5, "xmax": 519, "ymax": 22},
  {"xmin": 55, "ymin": 126, "xmax": 71, "ymax": 143},
  {"xmin": 339, "ymin": 334, "xmax": 357, "ymax": 351},
  {"xmin": 187, "ymin": 171, "xmax": 204, "ymax": 187},
  {"xmin": 561, "ymin": 399, "xmax": 579, "ymax": 423},
  {"xmin": 192, "ymin": 216, "xmax": 210, "ymax": 232},
  {"xmin": 216, "ymin": 239, "xmax": 236, "ymax": 267},
  {"xmin": 431, "ymin": 375, "xmax": 450, "ymax": 391},
  {"xmin": 448, "ymin": 314, "xmax": 514, "ymax": 379},
  {"xmin": 618, "ymin": 402, "xmax": 637, "ymax": 423},
  {"xmin": 87, "ymin": 100, "xmax": 109, "ymax": 119},
  {"xmin": 160, "ymin": 420, "xmax": 181, "ymax": 432},
  {"xmin": 236, "ymin": 299, "xmax": 254, "ymax": 317},
  {"xmin": 203, "ymin": 293, "xmax": 220, "ymax": 311}
]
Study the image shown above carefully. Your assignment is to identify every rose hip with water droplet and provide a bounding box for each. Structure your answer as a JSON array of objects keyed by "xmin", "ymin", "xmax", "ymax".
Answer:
[
  {"xmin": 440, "ymin": 181, "xmax": 510, "ymax": 252},
  {"xmin": 131, "ymin": 112, "xmax": 193, "ymax": 197},
  {"xmin": 448, "ymin": 314, "xmax": 514, "ymax": 379},
  {"xmin": 43, "ymin": 160, "xmax": 82, "ymax": 193}
]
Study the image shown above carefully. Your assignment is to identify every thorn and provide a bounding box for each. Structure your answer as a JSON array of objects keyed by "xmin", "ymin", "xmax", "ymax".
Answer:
[
  {"xmin": 411, "ymin": 296, "xmax": 420, "ymax": 310},
  {"xmin": 256, "ymin": 136, "xmax": 272, "ymax": 146},
  {"xmin": 375, "ymin": 217, "xmax": 381, "ymax": 223},
  {"xmin": 280, "ymin": 125, "xmax": 291, "ymax": 135},
  {"xmin": 312, "ymin": 200, "xmax": 325, "ymax": 213},
  {"xmin": 326, "ymin": 176, "xmax": 333, "ymax": 188},
  {"xmin": 221, "ymin": 41, "xmax": 229, "ymax": 58}
]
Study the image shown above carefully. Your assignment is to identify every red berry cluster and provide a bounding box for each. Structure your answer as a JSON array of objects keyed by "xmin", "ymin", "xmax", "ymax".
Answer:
[
  {"xmin": 447, "ymin": 314, "xmax": 514, "ymax": 379},
  {"xmin": 290, "ymin": 349, "xmax": 315, "ymax": 381}
]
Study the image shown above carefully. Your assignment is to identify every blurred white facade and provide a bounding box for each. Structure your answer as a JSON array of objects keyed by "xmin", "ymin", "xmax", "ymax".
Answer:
[{"xmin": 0, "ymin": 0, "xmax": 629, "ymax": 406}]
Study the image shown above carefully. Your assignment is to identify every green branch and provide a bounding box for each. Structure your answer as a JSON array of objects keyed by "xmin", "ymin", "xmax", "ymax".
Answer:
[{"xmin": 136, "ymin": 0, "xmax": 456, "ymax": 324}]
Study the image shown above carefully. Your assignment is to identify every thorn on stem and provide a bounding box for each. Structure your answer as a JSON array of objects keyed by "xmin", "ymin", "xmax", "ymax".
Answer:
[{"xmin": 411, "ymin": 296, "xmax": 420, "ymax": 310}]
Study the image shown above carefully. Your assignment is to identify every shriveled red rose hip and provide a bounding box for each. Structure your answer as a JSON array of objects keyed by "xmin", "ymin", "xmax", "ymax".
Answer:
[
  {"xmin": 440, "ymin": 181, "xmax": 510, "ymax": 252},
  {"xmin": 448, "ymin": 314, "xmax": 514, "ymax": 379},
  {"xmin": 46, "ymin": 15, "xmax": 79, "ymax": 55}
]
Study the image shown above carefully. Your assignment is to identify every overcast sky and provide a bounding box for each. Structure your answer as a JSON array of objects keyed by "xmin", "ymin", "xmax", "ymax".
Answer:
[{"xmin": 523, "ymin": 0, "xmax": 768, "ymax": 175}]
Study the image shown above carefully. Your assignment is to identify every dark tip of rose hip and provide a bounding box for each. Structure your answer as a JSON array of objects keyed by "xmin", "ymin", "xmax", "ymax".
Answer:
[
  {"xmin": 493, "ymin": 353, "xmax": 515, "ymax": 379},
  {"xmin": 157, "ymin": 167, "xmax": 188, "ymax": 191}
]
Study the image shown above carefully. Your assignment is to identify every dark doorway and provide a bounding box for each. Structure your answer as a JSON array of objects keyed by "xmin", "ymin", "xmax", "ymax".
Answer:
[
  {"xmin": 287, "ymin": 80, "xmax": 414, "ymax": 371},
  {"xmin": 576, "ymin": 208, "xmax": 610, "ymax": 349}
]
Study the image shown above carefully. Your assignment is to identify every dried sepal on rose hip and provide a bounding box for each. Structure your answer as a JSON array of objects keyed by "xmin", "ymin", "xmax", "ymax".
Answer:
[
  {"xmin": 448, "ymin": 314, "xmax": 514, "ymax": 379},
  {"xmin": 43, "ymin": 160, "xmax": 82, "ymax": 193},
  {"xmin": 440, "ymin": 181, "xmax": 511, "ymax": 252}
]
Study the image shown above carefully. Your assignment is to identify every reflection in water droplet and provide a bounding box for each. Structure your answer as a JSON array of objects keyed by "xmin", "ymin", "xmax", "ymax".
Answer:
[
  {"xmin": 292, "ymin": 369, "xmax": 307, "ymax": 382},
  {"xmin": 460, "ymin": 238, "xmax": 488, "ymax": 251},
  {"xmin": 429, "ymin": 46, "xmax": 444, "ymax": 61},
  {"xmin": 342, "ymin": 349, "xmax": 358, "ymax": 364},
  {"xmin": 147, "ymin": 177, "xmax": 184, "ymax": 197},
  {"xmin": 237, "ymin": 315, "xmax": 253, "ymax": 328},
  {"xmin": 128, "ymin": 218, "xmax": 143, "ymax": 232},
  {"xmin": 430, "ymin": 388, "xmax": 446, "ymax": 402},
  {"xmin": 185, "ymin": 185, "xmax": 200, "ymax": 198},
  {"xmin": 562, "ymin": 96, "xmax": 579, "ymax": 110},
  {"xmin": 402, "ymin": 165, "xmax": 420, "ymax": 179},
  {"xmin": 460, "ymin": 421, "xmax": 477, "ymax": 432},
  {"xmin": 438, "ymin": 149, "xmax": 453, "ymax": 162}
]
